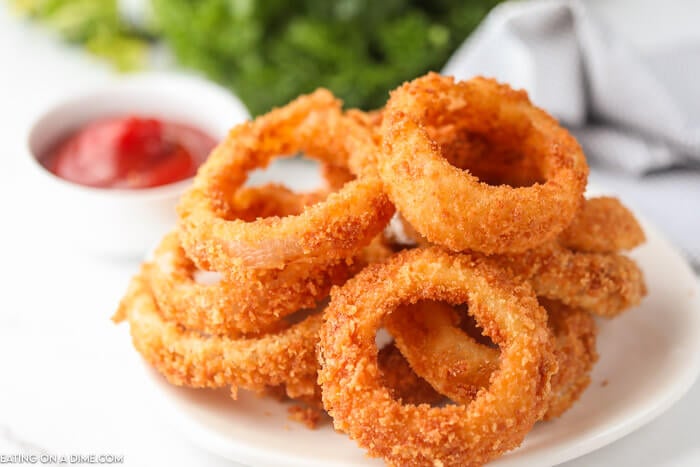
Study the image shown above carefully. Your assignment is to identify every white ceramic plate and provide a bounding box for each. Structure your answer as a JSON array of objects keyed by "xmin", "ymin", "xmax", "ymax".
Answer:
[{"xmin": 138, "ymin": 161, "xmax": 700, "ymax": 466}]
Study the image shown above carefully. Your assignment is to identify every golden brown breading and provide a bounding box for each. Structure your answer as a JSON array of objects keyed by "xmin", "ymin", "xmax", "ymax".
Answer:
[
  {"xmin": 558, "ymin": 196, "xmax": 646, "ymax": 253},
  {"xmin": 114, "ymin": 266, "xmax": 321, "ymax": 399},
  {"xmin": 318, "ymin": 248, "xmax": 557, "ymax": 466},
  {"xmin": 378, "ymin": 73, "xmax": 588, "ymax": 254},
  {"xmin": 386, "ymin": 298, "xmax": 598, "ymax": 421}
]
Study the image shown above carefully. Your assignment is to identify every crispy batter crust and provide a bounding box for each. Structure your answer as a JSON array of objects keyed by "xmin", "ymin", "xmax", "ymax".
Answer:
[
  {"xmin": 379, "ymin": 73, "xmax": 588, "ymax": 254},
  {"xmin": 148, "ymin": 230, "xmax": 352, "ymax": 336},
  {"xmin": 388, "ymin": 196, "xmax": 646, "ymax": 253},
  {"xmin": 318, "ymin": 248, "xmax": 557, "ymax": 466},
  {"xmin": 385, "ymin": 301, "xmax": 499, "ymax": 402},
  {"xmin": 386, "ymin": 298, "xmax": 598, "ymax": 420},
  {"xmin": 377, "ymin": 342, "xmax": 445, "ymax": 406},
  {"xmin": 501, "ymin": 242, "xmax": 647, "ymax": 318},
  {"xmin": 379, "ymin": 240, "xmax": 646, "ymax": 318},
  {"xmin": 540, "ymin": 299, "xmax": 598, "ymax": 420},
  {"xmin": 558, "ymin": 196, "xmax": 646, "ymax": 253},
  {"xmin": 320, "ymin": 162, "xmax": 355, "ymax": 192},
  {"xmin": 114, "ymin": 267, "xmax": 321, "ymax": 399},
  {"xmin": 178, "ymin": 90, "xmax": 394, "ymax": 272}
]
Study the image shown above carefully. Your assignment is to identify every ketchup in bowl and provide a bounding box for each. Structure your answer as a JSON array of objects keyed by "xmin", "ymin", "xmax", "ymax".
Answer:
[{"xmin": 42, "ymin": 116, "xmax": 217, "ymax": 189}]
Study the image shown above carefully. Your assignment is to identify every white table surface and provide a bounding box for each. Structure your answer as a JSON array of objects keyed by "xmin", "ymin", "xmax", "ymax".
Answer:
[{"xmin": 1, "ymin": 1, "xmax": 699, "ymax": 466}]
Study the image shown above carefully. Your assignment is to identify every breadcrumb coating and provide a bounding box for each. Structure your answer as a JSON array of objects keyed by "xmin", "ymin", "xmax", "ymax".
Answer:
[{"xmin": 318, "ymin": 248, "xmax": 557, "ymax": 466}]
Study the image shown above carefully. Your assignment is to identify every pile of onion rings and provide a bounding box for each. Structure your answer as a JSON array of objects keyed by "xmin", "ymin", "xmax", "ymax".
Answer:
[{"xmin": 114, "ymin": 73, "xmax": 647, "ymax": 465}]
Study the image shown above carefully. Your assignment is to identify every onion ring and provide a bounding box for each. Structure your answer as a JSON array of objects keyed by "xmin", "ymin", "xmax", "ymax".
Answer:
[
  {"xmin": 385, "ymin": 300, "xmax": 499, "ymax": 401},
  {"xmin": 320, "ymin": 162, "xmax": 355, "ymax": 192},
  {"xmin": 539, "ymin": 298, "xmax": 598, "ymax": 420},
  {"xmin": 387, "ymin": 196, "xmax": 645, "ymax": 254},
  {"xmin": 148, "ymin": 229, "xmax": 352, "ymax": 336},
  {"xmin": 358, "ymin": 234, "xmax": 394, "ymax": 265},
  {"xmin": 377, "ymin": 342, "xmax": 445, "ymax": 406},
  {"xmin": 384, "ymin": 207, "xmax": 646, "ymax": 318},
  {"xmin": 558, "ymin": 196, "xmax": 646, "ymax": 253},
  {"xmin": 113, "ymin": 266, "xmax": 320, "ymax": 399},
  {"xmin": 318, "ymin": 247, "xmax": 557, "ymax": 466},
  {"xmin": 379, "ymin": 73, "xmax": 588, "ymax": 254},
  {"xmin": 178, "ymin": 90, "xmax": 394, "ymax": 272},
  {"xmin": 377, "ymin": 240, "xmax": 645, "ymax": 318},
  {"xmin": 386, "ymin": 298, "xmax": 598, "ymax": 420},
  {"xmin": 319, "ymin": 108, "xmax": 384, "ymax": 191},
  {"xmin": 502, "ymin": 242, "xmax": 647, "ymax": 318}
]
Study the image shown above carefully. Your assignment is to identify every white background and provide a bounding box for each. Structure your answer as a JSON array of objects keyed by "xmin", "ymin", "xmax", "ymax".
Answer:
[{"xmin": 1, "ymin": 1, "xmax": 699, "ymax": 466}]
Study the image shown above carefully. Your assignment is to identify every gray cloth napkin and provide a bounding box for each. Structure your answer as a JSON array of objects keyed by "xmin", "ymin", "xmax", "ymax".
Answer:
[
  {"xmin": 442, "ymin": 0, "xmax": 700, "ymax": 174},
  {"xmin": 441, "ymin": 0, "xmax": 700, "ymax": 269}
]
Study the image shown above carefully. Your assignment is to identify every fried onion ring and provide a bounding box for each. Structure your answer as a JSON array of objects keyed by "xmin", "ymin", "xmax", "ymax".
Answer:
[
  {"xmin": 379, "ymin": 73, "xmax": 588, "ymax": 254},
  {"xmin": 178, "ymin": 90, "xmax": 394, "ymax": 272},
  {"xmin": 319, "ymin": 108, "xmax": 384, "ymax": 191},
  {"xmin": 386, "ymin": 298, "xmax": 598, "ymax": 420},
  {"xmin": 378, "ymin": 238, "xmax": 645, "ymax": 318},
  {"xmin": 558, "ymin": 196, "xmax": 646, "ymax": 253},
  {"xmin": 502, "ymin": 242, "xmax": 647, "ymax": 318},
  {"xmin": 386, "ymin": 196, "xmax": 645, "ymax": 254},
  {"xmin": 539, "ymin": 299, "xmax": 598, "ymax": 420},
  {"xmin": 113, "ymin": 266, "xmax": 320, "ymax": 399},
  {"xmin": 148, "ymin": 230, "xmax": 352, "ymax": 336},
  {"xmin": 318, "ymin": 247, "xmax": 557, "ymax": 466},
  {"xmin": 320, "ymin": 163, "xmax": 355, "ymax": 192},
  {"xmin": 385, "ymin": 300, "xmax": 499, "ymax": 402},
  {"xmin": 377, "ymin": 342, "xmax": 445, "ymax": 406}
]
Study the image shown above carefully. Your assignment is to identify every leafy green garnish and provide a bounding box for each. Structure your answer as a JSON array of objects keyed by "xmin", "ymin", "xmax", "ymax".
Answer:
[
  {"xmin": 11, "ymin": 0, "xmax": 148, "ymax": 70},
  {"xmin": 11, "ymin": 0, "xmax": 503, "ymax": 114}
]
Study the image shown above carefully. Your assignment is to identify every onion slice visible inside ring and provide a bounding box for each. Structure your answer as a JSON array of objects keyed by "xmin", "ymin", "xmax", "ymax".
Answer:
[
  {"xmin": 148, "ymin": 229, "xmax": 354, "ymax": 337},
  {"xmin": 318, "ymin": 247, "xmax": 557, "ymax": 466},
  {"xmin": 386, "ymin": 298, "xmax": 598, "ymax": 420}
]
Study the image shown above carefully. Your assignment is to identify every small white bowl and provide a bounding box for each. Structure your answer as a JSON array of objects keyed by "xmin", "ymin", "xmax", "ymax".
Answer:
[{"xmin": 24, "ymin": 72, "xmax": 250, "ymax": 259}]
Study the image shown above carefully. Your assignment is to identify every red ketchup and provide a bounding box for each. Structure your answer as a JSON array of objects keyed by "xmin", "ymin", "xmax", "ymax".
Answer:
[{"xmin": 43, "ymin": 116, "xmax": 217, "ymax": 189}]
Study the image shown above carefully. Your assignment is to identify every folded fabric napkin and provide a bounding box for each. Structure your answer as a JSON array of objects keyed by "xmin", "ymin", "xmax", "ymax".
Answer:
[
  {"xmin": 443, "ymin": 0, "xmax": 700, "ymax": 173},
  {"xmin": 442, "ymin": 0, "xmax": 700, "ymax": 269}
]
